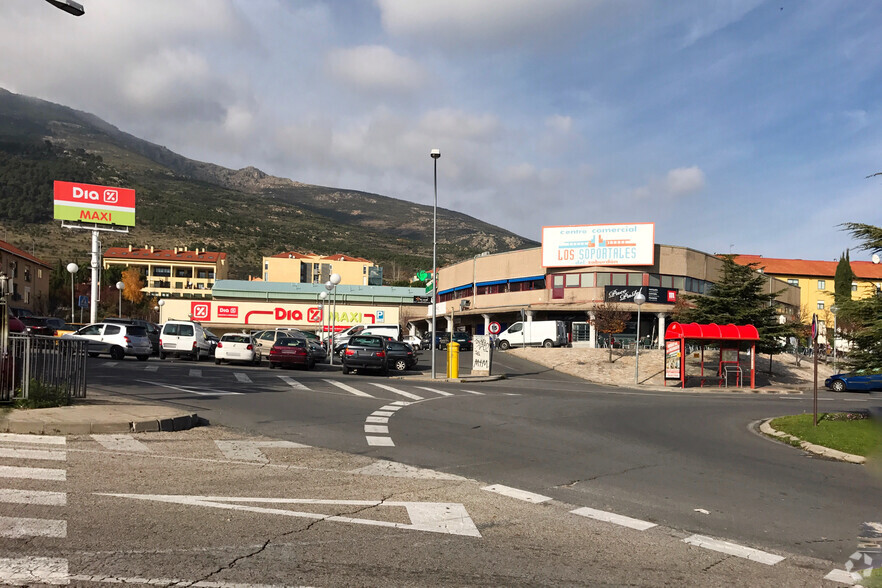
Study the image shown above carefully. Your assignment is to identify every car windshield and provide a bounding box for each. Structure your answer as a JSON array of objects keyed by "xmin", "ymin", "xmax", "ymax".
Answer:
[
  {"xmin": 222, "ymin": 335, "xmax": 250, "ymax": 343},
  {"xmin": 127, "ymin": 326, "xmax": 148, "ymax": 337},
  {"xmin": 276, "ymin": 338, "xmax": 306, "ymax": 347}
]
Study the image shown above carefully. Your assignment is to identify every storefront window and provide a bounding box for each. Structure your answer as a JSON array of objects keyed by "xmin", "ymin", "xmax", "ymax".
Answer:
[
  {"xmin": 553, "ymin": 275, "xmax": 564, "ymax": 288},
  {"xmin": 661, "ymin": 275, "xmax": 673, "ymax": 288},
  {"xmin": 565, "ymin": 273, "xmax": 580, "ymax": 287},
  {"xmin": 628, "ymin": 273, "xmax": 644, "ymax": 286},
  {"xmin": 581, "ymin": 273, "xmax": 595, "ymax": 287},
  {"xmin": 648, "ymin": 274, "xmax": 660, "ymax": 287},
  {"xmin": 673, "ymin": 276, "xmax": 685, "ymax": 290},
  {"xmin": 611, "ymin": 273, "xmax": 627, "ymax": 286},
  {"xmin": 596, "ymin": 273, "xmax": 611, "ymax": 287}
]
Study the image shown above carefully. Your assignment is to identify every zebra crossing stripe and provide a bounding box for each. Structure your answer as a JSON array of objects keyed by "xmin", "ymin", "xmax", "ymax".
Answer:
[
  {"xmin": 0, "ymin": 489, "xmax": 66, "ymax": 506},
  {"xmin": 366, "ymin": 436, "xmax": 395, "ymax": 446},
  {"xmin": 571, "ymin": 506, "xmax": 656, "ymax": 531},
  {"xmin": 415, "ymin": 386, "xmax": 453, "ymax": 397},
  {"xmin": 278, "ymin": 375, "xmax": 310, "ymax": 390},
  {"xmin": 325, "ymin": 379, "xmax": 374, "ymax": 397},
  {"xmin": 189, "ymin": 369, "xmax": 202, "ymax": 378},
  {"xmin": 234, "ymin": 372, "xmax": 252, "ymax": 384},
  {"xmin": 461, "ymin": 389, "xmax": 485, "ymax": 395},
  {"xmin": 0, "ymin": 465, "xmax": 66, "ymax": 481},
  {"xmin": 0, "ymin": 557, "xmax": 68, "ymax": 586},
  {"xmin": 0, "ymin": 447, "xmax": 66, "ymax": 461},
  {"xmin": 369, "ymin": 383, "xmax": 423, "ymax": 400},
  {"xmin": 144, "ymin": 364, "xmax": 158, "ymax": 372},
  {"xmin": 364, "ymin": 425, "xmax": 389, "ymax": 434},
  {"xmin": 103, "ymin": 362, "xmax": 118, "ymax": 367},
  {"xmin": 0, "ymin": 433, "xmax": 65, "ymax": 446},
  {"xmin": 682, "ymin": 534, "xmax": 785, "ymax": 565},
  {"xmin": 0, "ymin": 516, "xmax": 67, "ymax": 538},
  {"xmin": 91, "ymin": 434, "xmax": 150, "ymax": 452}
]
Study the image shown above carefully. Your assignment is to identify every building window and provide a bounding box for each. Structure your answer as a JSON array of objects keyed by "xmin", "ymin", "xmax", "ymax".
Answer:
[
  {"xmin": 595, "ymin": 273, "xmax": 611, "ymax": 287},
  {"xmin": 38, "ymin": 269, "xmax": 43, "ymax": 279},
  {"xmin": 581, "ymin": 273, "xmax": 595, "ymax": 287},
  {"xmin": 817, "ymin": 300, "xmax": 825, "ymax": 310},
  {"xmin": 153, "ymin": 266, "xmax": 171, "ymax": 277},
  {"xmin": 565, "ymin": 273, "xmax": 580, "ymax": 287},
  {"xmin": 264, "ymin": 262, "xmax": 268, "ymax": 270},
  {"xmin": 611, "ymin": 273, "xmax": 627, "ymax": 286},
  {"xmin": 628, "ymin": 273, "xmax": 644, "ymax": 287},
  {"xmin": 648, "ymin": 274, "xmax": 661, "ymax": 287},
  {"xmin": 175, "ymin": 268, "xmax": 193, "ymax": 278},
  {"xmin": 787, "ymin": 279, "xmax": 798, "ymax": 286},
  {"xmin": 264, "ymin": 272, "xmax": 268, "ymax": 281},
  {"xmin": 553, "ymin": 275, "xmax": 564, "ymax": 288},
  {"xmin": 661, "ymin": 275, "xmax": 673, "ymax": 288},
  {"xmin": 817, "ymin": 280, "xmax": 825, "ymax": 290},
  {"xmin": 852, "ymin": 283, "xmax": 858, "ymax": 292}
]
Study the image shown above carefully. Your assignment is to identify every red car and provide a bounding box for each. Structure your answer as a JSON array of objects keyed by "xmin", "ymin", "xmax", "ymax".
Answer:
[
  {"xmin": 268, "ymin": 337, "xmax": 315, "ymax": 370},
  {"xmin": 7, "ymin": 315, "xmax": 25, "ymax": 333}
]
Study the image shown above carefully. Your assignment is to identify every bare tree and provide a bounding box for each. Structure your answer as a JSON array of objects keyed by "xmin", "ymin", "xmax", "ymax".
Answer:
[{"xmin": 591, "ymin": 301, "xmax": 631, "ymax": 363}]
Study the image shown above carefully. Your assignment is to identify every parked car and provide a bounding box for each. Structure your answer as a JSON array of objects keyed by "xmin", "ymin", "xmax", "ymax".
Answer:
[
  {"xmin": 385, "ymin": 340, "xmax": 417, "ymax": 372},
  {"xmin": 62, "ymin": 322, "xmax": 152, "ymax": 360},
  {"xmin": 19, "ymin": 316, "xmax": 58, "ymax": 336},
  {"xmin": 7, "ymin": 314, "xmax": 25, "ymax": 333},
  {"xmin": 825, "ymin": 371, "xmax": 882, "ymax": 392},
  {"xmin": 402, "ymin": 335, "xmax": 422, "ymax": 353},
  {"xmin": 439, "ymin": 331, "xmax": 473, "ymax": 351},
  {"xmin": 215, "ymin": 332, "xmax": 261, "ymax": 365},
  {"xmin": 253, "ymin": 328, "xmax": 308, "ymax": 355},
  {"xmin": 308, "ymin": 339, "xmax": 328, "ymax": 363},
  {"xmin": 341, "ymin": 335, "xmax": 389, "ymax": 375},
  {"xmin": 104, "ymin": 317, "xmax": 161, "ymax": 354},
  {"xmin": 159, "ymin": 320, "xmax": 213, "ymax": 360},
  {"xmin": 205, "ymin": 329, "xmax": 220, "ymax": 356},
  {"xmin": 268, "ymin": 337, "xmax": 315, "ymax": 370}
]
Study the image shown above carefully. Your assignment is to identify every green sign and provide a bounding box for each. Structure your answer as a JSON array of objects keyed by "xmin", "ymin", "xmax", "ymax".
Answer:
[
  {"xmin": 417, "ymin": 270, "xmax": 430, "ymax": 281},
  {"xmin": 425, "ymin": 279, "xmax": 433, "ymax": 294}
]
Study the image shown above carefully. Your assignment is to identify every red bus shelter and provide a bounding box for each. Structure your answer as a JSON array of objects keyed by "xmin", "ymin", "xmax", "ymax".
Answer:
[{"xmin": 664, "ymin": 322, "xmax": 760, "ymax": 389}]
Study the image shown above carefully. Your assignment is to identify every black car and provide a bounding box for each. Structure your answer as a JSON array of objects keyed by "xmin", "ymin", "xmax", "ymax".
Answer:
[
  {"xmin": 341, "ymin": 335, "xmax": 389, "ymax": 375},
  {"xmin": 385, "ymin": 340, "xmax": 417, "ymax": 372},
  {"xmin": 440, "ymin": 331, "xmax": 473, "ymax": 351},
  {"xmin": 19, "ymin": 316, "xmax": 58, "ymax": 336}
]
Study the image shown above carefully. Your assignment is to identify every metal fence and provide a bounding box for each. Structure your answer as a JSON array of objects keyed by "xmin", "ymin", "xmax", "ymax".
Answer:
[{"xmin": 1, "ymin": 334, "xmax": 88, "ymax": 402}]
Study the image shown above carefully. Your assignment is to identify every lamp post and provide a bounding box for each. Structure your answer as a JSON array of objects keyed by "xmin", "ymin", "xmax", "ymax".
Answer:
[
  {"xmin": 634, "ymin": 290, "xmax": 646, "ymax": 385},
  {"xmin": 66, "ymin": 263, "xmax": 79, "ymax": 323},
  {"xmin": 319, "ymin": 290, "xmax": 329, "ymax": 351},
  {"xmin": 115, "ymin": 281, "xmax": 125, "ymax": 317},
  {"xmin": 430, "ymin": 148, "xmax": 440, "ymax": 379},
  {"xmin": 325, "ymin": 273, "xmax": 341, "ymax": 365},
  {"xmin": 157, "ymin": 299, "xmax": 165, "ymax": 323},
  {"xmin": 830, "ymin": 305, "xmax": 838, "ymax": 372}
]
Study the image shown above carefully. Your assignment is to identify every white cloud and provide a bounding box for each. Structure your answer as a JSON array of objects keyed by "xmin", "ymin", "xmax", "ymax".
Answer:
[
  {"xmin": 327, "ymin": 45, "xmax": 427, "ymax": 93},
  {"xmin": 664, "ymin": 166, "xmax": 706, "ymax": 196}
]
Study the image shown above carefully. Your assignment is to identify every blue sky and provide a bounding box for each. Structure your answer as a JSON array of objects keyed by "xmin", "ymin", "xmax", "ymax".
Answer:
[{"xmin": 2, "ymin": 0, "xmax": 881, "ymax": 262}]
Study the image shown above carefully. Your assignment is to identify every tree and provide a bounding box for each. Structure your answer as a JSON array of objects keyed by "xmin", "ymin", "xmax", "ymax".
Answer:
[
  {"xmin": 833, "ymin": 249, "xmax": 855, "ymax": 307},
  {"xmin": 121, "ymin": 267, "xmax": 145, "ymax": 306},
  {"xmin": 837, "ymin": 223, "xmax": 882, "ymax": 373},
  {"xmin": 591, "ymin": 301, "xmax": 631, "ymax": 363}
]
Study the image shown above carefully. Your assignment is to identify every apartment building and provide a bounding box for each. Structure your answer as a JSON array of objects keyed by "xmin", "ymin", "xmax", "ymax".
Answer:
[
  {"xmin": 260, "ymin": 252, "xmax": 381, "ymax": 286},
  {"xmin": 0, "ymin": 239, "xmax": 51, "ymax": 314},
  {"xmin": 103, "ymin": 245, "xmax": 228, "ymax": 299}
]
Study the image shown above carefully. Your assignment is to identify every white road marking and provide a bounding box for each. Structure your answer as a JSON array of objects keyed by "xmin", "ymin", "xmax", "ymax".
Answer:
[
  {"xmin": 366, "ymin": 436, "xmax": 395, "ymax": 446},
  {"xmin": 841, "ymin": 398, "xmax": 867, "ymax": 402},
  {"xmin": 415, "ymin": 386, "xmax": 453, "ymax": 397},
  {"xmin": 391, "ymin": 400, "xmax": 410, "ymax": 406},
  {"xmin": 103, "ymin": 362, "xmax": 118, "ymax": 367},
  {"xmin": 683, "ymin": 534, "xmax": 785, "ymax": 565},
  {"xmin": 461, "ymin": 389, "xmax": 485, "ymax": 395},
  {"xmin": 0, "ymin": 557, "xmax": 68, "ymax": 586},
  {"xmin": 369, "ymin": 383, "xmax": 423, "ymax": 400},
  {"xmin": 364, "ymin": 425, "xmax": 389, "ymax": 434},
  {"xmin": 481, "ymin": 484, "xmax": 552, "ymax": 504},
  {"xmin": 379, "ymin": 404, "xmax": 405, "ymax": 411},
  {"xmin": 325, "ymin": 379, "xmax": 374, "ymax": 397},
  {"xmin": 365, "ymin": 416, "xmax": 389, "ymax": 424},
  {"xmin": 0, "ymin": 489, "xmax": 66, "ymax": 506},
  {"xmin": 0, "ymin": 516, "xmax": 67, "ymax": 538},
  {"xmin": 371, "ymin": 410, "xmax": 395, "ymax": 417},
  {"xmin": 570, "ymin": 506, "xmax": 657, "ymax": 531},
  {"xmin": 98, "ymin": 494, "xmax": 482, "ymax": 537},
  {"xmin": 144, "ymin": 364, "xmax": 158, "ymax": 372},
  {"xmin": 278, "ymin": 375, "xmax": 310, "ymax": 390},
  {"xmin": 352, "ymin": 460, "xmax": 468, "ymax": 481},
  {"xmin": 135, "ymin": 380, "xmax": 243, "ymax": 396},
  {"xmin": 189, "ymin": 369, "xmax": 202, "ymax": 378},
  {"xmin": 0, "ymin": 447, "xmax": 66, "ymax": 461},
  {"xmin": 0, "ymin": 465, "xmax": 66, "ymax": 481},
  {"xmin": 234, "ymin": 372, "xmax": 252, "ymax": 384},
  {"xmin": 824, "ymin": 569, "xmax": 857, "ymax": 584},
  {"xmin": 0, "ymin": 433, "xmax": 65, "ymax": 446},
  {"xmin": 91, "ymin": 434, "xmax": 150, "ymax": 453},
  {"xmin": 66, "ymin": 575, "xmax": 297, "ymax": 588},
  {"xmin": 214, "ymin": 440, "xmax": 309, "ymax": 463}
]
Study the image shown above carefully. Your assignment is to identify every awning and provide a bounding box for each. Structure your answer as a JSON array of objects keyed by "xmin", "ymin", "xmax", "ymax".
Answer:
[
  {"xmin": 437, "ymin": 288, "xmax": 455, "ymax": 296},
  {"xmin": 664, "ymin": 322, "xmax": 759, "ymax": 341},
  {"xmin": 476, "ymin": 279, "xmax": 507, "ymax": 287},
  {"xmin": 509, "ymin": 275, "xmax": 545, "ymax": 283},
  {"xmin": 454, "ymin": 284, "xmax": 472, "ymax": 291}
]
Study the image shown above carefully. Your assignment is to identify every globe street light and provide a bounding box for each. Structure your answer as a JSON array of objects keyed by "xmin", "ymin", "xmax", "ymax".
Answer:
[
  {"xmin": 116, "ymin": 281, "xmax": 125, "ymax": 317},
  {"xmin": 157, "ymin": 298, "xmax": 165, "ymax": 324},
  {"xmin": 634, "ymin": 289, "xmax": 646, "ymax": 385},
  {"xmin": 430, "ymin": 148, "xmax": 440, "ymax": 379},
  {"xmin": 66, "ymin": 263, "xmax": 79, "ymax": 323}
]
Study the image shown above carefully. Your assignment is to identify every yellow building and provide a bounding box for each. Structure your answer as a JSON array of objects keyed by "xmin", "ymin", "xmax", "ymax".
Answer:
[
  {"xmin": 260, "ymin": 252, "xmax": 380, "ymax": 286},
  {"xmin": 733, "ymin": 254, "xmax": 882, "ymax": 341},
  {"xmin": 0, "ymin": 239, "xmax": 51, "ymax": 315},
  {"xmin": 103, "ymin": 245, "xmax": 229, "ymax": 299}
]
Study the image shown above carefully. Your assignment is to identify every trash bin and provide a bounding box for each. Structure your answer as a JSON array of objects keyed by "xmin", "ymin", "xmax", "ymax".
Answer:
[{"xmin": 446, "ymin": 341, "xmax": 460, "ymax": 378}]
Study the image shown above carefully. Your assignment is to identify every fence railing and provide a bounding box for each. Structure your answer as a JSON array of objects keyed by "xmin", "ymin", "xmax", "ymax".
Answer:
[{"xmin": 1, "ymin": 334, "xmax": 88, "ymax": 402}]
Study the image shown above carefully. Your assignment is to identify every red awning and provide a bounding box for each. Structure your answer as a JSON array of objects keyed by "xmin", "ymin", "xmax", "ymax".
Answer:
[{"xmin": 664, "ymin": 322, "xmax": 759, "ymax": 341}]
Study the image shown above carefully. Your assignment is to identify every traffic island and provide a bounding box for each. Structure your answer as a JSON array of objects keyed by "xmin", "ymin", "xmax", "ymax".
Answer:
[{"xmin": 759, "ymin": 412, "xmax": 882, "ymax": 464}]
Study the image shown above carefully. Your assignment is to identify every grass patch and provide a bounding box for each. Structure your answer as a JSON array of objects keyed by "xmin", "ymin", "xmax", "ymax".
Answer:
[
  {"xmin": 13, "ymin": 379, "xmax": 71, "ymax": 409},
  {"xmin": 770, "ymin": 412, "xmax": 882, "ymax": 457}
]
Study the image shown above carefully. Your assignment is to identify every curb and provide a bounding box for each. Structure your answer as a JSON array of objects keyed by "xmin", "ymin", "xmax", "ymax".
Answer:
[
  {"xmin": 759, "ymin": 419, "xmax": 866, "ymax": 464},
  {"xmin": 0, "ymin": 412, "xmax": 201, "ymax": 436},
  {"xmin": 391, "ymin": 374, "xmax": 506, "ymax": 383}
]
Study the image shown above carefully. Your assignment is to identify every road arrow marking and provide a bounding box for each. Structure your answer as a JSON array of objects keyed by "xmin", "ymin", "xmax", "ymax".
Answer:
[
  {"xmin": 214, "ymin": 440, "xmax": 309, "ymax": 463},
  {"xmin": 96, "ymin": 494, "xmax": 481, "ymax": 537}
]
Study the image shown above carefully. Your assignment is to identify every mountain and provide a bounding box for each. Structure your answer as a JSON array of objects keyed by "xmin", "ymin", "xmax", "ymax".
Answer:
[{"xmin": 0, "ymin": 88, "xmax": 537, "ymax": 282}]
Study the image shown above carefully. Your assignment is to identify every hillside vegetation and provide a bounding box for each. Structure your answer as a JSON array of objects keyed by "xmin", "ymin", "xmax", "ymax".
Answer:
[{"xmin": 0, "ymin": 88, "xmax": 537, "ymax": 281}]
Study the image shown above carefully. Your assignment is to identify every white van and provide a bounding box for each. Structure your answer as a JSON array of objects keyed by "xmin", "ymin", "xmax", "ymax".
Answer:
[
  {"xmin": 496, "ymin": 320, "xmax": 567, "ymax": 350},
  {"xmin": 159, "ymin": 320, "xmax": 213, "ymax": 360},
  {"xmin": 360, "ymin": 325, "xmax": 401, "ymax": 339}
]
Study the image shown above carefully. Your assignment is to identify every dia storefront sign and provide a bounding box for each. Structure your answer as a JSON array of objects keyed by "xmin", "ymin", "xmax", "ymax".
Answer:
[{"xmin": 54, "ymin": 181, "xmax": 136, "ymax": 227}]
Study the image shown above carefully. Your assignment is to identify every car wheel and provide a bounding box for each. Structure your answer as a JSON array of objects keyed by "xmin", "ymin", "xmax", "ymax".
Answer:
[
  {"xmin": 394, "ymin": 359, "xmax": 407, "ymax": 372},
  {"xmin": 88, "ymin": 352, "xmax": 99, "ymax": 358},
  {"xmin": 543, "ymin": 339, "xmax": 554, "ymax": 348},
  {"xmin": 499, "ymin": 340, "xmax": 510, "ymax": 350},
  {"xmin": 269, "ymin": 362, "xmax": 276, "ymax": 369},
  {"xmin": 110, "ymin": 346, "xmax": 125, "ymax": 360},
  {"xmin": 831, "ymin": 379, "xmax": 846, "ymax": 393},
  {"xmin": 342, "ymin": 365, "xmax": 350, "ymax": 375},
  {"xmin": 136, "ymin": 355, "xmax": 149, "ymax": 362},
  {"xmin": 381, "ymin": 365, "xmax": 389, "ymax": 376},
  {"xmin": 253, "ymin": 356, "xmax": 261, "ymax": 366},
  {"xmin": 215, "ymin": 358, "xmax": 222, "ymax": 365},
  {"xmin": 308, "ymin": 359, "xmax": 315, "ymax": 370},
  {"xmin": 158, "ymin": 351, "xmax": 166, "ymax": 360}
]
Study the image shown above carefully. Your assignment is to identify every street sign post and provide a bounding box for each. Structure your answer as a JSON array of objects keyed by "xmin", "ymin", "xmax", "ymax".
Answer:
[{"xmin": 812, "ymin": 313, "xmax": 818, "ymax": 426}]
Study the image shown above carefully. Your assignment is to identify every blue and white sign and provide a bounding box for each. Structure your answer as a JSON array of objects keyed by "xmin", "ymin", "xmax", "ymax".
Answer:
[
  {"xmin": 376, "ymin": 310, "xmax": 385, "ymax": 323},
  {"xmin": 542, "ymin": 223, "xmax": 655, "ymax": 268},
  {"xmin": 77, "ymin": 295, "xmax": 90, "ymax": 308}
]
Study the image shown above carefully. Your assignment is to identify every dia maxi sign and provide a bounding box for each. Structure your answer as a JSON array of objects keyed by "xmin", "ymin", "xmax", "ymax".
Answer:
[{"xmin": 54, "ymin": 181, "xmax": 136, "ymax": 227}]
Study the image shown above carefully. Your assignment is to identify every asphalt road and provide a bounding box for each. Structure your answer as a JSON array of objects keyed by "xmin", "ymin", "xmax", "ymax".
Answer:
[{"xmin": 84, "ymin": 351, "xmax": 882, "ymax": 567}]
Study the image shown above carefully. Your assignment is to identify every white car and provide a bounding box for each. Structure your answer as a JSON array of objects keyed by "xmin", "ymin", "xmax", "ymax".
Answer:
[
  {"xmin": 159, "ymin": 320, "xmax": 213, "ymax": 360},
  {"xmin": 62, "ymin": 322, "xmax": 153, "ymax": 361},
  {"xmin": 215, "ymin": 333, "xmax": 261, "ymax": 365}
]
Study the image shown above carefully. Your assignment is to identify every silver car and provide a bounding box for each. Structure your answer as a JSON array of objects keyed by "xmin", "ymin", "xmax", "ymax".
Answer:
[{"xmin": 63, "ymin": 322, "xmax": 153, "ymax": 361}]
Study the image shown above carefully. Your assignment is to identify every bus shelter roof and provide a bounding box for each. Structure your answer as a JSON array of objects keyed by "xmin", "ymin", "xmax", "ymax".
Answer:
[{"xmin": 664, "ymin": 322, "xmax": 759, "ymax": 342}]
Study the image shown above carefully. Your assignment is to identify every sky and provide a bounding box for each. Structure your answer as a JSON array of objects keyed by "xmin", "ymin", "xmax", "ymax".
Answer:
[{"xmin": 1, "ymin": 0, "xmax": 881, "ymax": 263}]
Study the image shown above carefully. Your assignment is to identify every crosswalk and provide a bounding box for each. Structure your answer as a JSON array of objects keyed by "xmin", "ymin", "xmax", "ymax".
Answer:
[{"xmin": 0, "ymin": 433, "xmax": 69, "ymax": 585}]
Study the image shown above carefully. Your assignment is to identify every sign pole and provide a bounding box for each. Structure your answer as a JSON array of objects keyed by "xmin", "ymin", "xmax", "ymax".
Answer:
[
  {"xmin": 812, "ymin": 313, "xmax": 818, "ymax": 426},
  {"xmin": 90, "ymin": 230, "xmax": 99, "ymax": 323}
]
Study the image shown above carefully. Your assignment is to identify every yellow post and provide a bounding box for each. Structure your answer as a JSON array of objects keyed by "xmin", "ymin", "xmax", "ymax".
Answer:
[{"xmin": 446, "ymin": 341, "xmax": 460, "ymax": 378}]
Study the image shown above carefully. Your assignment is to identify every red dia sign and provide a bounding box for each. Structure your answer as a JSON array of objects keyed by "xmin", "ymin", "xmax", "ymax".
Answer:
[
  {"xmin": 54, "ymin": 181, "xmax": 136, "ymax": 227},
  {"xmin": 307, "ymin": 307, "xmax": 322, "ymax": 323},
  {"xmin": 191, "ymin": 302, "xmax": 211, "ymax": 321}
]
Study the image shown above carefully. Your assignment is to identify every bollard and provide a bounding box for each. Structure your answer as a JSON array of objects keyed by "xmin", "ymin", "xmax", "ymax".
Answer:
[{"xmin": 446, "ymin": 341, "xmax": 460, "ymax": 379}]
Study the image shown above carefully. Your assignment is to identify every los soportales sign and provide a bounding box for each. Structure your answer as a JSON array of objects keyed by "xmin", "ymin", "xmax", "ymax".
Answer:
[
  {"xmin": 53, "ymin": 181, "xmax": 136, "ymax": 227},
  {"xmin": 542, "ymin": 223, "xmax": 654, "ymax": 267}
]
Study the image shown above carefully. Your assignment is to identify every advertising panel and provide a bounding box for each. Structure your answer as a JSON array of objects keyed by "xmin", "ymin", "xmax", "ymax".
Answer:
[
  {"xmin": 604, "ymin": 286, "xmax": 678, "ymax": 304},
  {"xmin": 665, "ymin": 339, "xmax": 682, "ymax": 380},
  {"xmin": 53, "ymin": 181, "xmax": 136, "ymax": 227},
  {"xmin": 542, "ymin": 223, "xmax": 654, "ymax": 267}
]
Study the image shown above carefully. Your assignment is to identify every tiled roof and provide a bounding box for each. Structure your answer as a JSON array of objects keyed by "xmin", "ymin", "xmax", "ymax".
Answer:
[
  {"xmin": 319, "ymin": 254, "xmax": 371, "ymax": 263},
  {"xmin": 268, "ymin": 252, "xmax": 372, "ymax": 263},
  {"xmin": 0, "ymin": 240, "xmax": 50, "ymax": 268},
  {"xmin": 104, "ymin": 247, "xmax": 226, "ymax": 263},
  {"xmin": 733, "ymin": 255, "xmax": 882, "ymax": 280},
  {"xmin": 270, "ymin": 251, "xmax": 315, "ymax": 259}
]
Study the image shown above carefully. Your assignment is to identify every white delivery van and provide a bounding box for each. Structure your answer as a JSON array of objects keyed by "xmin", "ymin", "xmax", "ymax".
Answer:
[
  {"xmin": 496, "ymin": 320, "xmax": 567, "ymax": 350},
  {"xmin": 360, "ymin": 324, "xmax": 401, "ymax": 339}
]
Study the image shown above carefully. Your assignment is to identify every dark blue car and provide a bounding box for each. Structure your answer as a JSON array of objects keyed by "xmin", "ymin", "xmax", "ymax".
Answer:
[{"xmin": 825, "ymin": 371, "xmax": 882, "ymax": 392}]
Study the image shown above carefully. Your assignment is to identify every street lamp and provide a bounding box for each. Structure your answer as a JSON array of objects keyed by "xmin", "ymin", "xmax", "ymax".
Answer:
[
  {"xmin": 326, "ymin": 273, "xmax": 342, "ymax": 365},
  {"xmin": 319, "ymin": 290, "xmax": 329, "ymax": 350},
  {"xmin": 157, "ymin": 298, "xmax": 165, "ymax": 323},
  {"xmin": 430, "ymin": 148, "xmax": 440, "ymax": 379},
  {"xmin": 66, "ymin": 263, "xmax": 78, "ymax": 323},
  {"xmin": 115, "ymin": 281, "xmax": 124, "ymax": 317},
  {"xmin": 830, "ymin": 305, "xmax": 838, "ymax": 372},
  {"xmin": 634, "ymin": 290, "xmax": 646, "ymax": 385}
]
